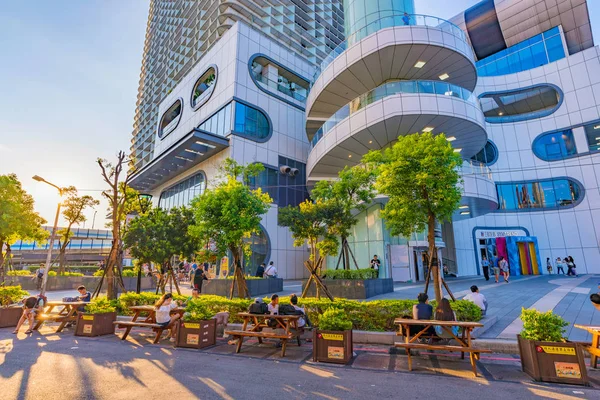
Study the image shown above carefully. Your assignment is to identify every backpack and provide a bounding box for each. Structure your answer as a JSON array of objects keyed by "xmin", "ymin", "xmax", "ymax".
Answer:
[
  {"xmin": 248, "ymin": 302, "xmax": 268, "ymax": 314},
  {"xmin": 37, "ymin": 270, "xmax": 44, "ymax": 279},
  {"xmin": 279, "ymin": 304, "xmax": 303, "ymax": 316}
]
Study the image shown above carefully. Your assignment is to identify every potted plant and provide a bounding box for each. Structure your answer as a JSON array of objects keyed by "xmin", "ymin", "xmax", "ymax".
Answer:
[
  {"xmin": 75, "ymin": 298, "xmax": 117, "ymax": 337},
  {"xmin": 176, "ymin": 300, "xmax": 217, "ymax": 349},
  {"xmin": 518, "ymin": 308, "xmax": 589, "ymax": 386},
  {"xmin": 313, "ymin": 308, "xmax": 353, "ymax": 364},
  {"xmin": 0, "ymin": 286, "xmax": 29, "ymax": 328}
]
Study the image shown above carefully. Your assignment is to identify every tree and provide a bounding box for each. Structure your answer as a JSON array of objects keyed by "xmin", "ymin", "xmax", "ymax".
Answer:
[
  {"xmin": 123, "ymin": 207, "xmax": 198, "ymax": 294},
  {"xmin": 363, "ymin": 132, "xmax": 463, "ymax": 303},
  {"xmin": 0, "ymin": 174, "xmax": 48, "ymax": 283},
  {"xmin": 311, "ymin": 165, "xmax": 376, "ymax": 271},
  {"xmin": 57, "ymin": 187, "xmax": 99, "ymax": 273},
  {"xmin": 97, "ymin": 151, "xmax": 135, "ymax": 299},
  {"xmin": 278, "ymin": 199, "xmax": 340, "ymax": 300},
  {"xmin": 189, "ymin": 159, "xmax": 271, "ymax": 299}
]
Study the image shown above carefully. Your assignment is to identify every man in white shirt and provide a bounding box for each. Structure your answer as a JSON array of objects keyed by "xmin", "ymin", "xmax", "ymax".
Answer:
[
  {"xmin": 463, "ymin": 285, "xmax": 488, "ymax": 316},
  {"xmin": 265, "ymin": 261, "xmax": 277, "ymax": 278}
]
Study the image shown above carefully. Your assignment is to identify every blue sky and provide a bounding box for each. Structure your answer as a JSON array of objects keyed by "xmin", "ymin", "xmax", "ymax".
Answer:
[{"xmin": 0, "ymin": 0, "xmax": 599, "ymax": 227}]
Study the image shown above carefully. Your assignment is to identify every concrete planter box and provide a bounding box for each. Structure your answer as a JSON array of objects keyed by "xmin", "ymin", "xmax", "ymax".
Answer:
[
  {"xmin": 0, "ymin": 307, "xmax": 23, "ymax": 328},
  {"xmin": 201, "ymin": 278, "xmax": 283, "ymax": 297},
  {"xmin": 518, "ymin": 335, "xmax": 589, "ymax": 386},
  {"xmin": 176, "ymin": 319, "xmax": 217, "ymax": 349},
  {"xmin": 9, "ymin": 276, "xmax": 155, "ymax": 292},
  {"xmin": 302, "ymin": 278, "xmax": 393, "ymax": 299},
  {"xmin": 313, "ymin": 329, "xmax": 353, "ymax": 364},
  {"xmin": 75, "ymin": 312, "xmax": 117, "ymax": 337}
]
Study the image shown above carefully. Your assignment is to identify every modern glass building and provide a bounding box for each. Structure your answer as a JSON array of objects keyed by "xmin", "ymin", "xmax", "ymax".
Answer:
[{"xmin": 131, "ymin": 0, "xmax": 600, "ymax": 279}]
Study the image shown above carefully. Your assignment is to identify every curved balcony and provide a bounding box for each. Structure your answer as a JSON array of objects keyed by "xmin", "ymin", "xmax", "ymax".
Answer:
[
  {"xmin": 306, "ymin": 13, "xmax": 477, "ymax": 126},
  {"xmin": 454, "ymin": 160, "xmax": 498, "ymax": 221},
  {"xmin": 306, "ymin": 80, "xmax": 487, "ymax": 181}
]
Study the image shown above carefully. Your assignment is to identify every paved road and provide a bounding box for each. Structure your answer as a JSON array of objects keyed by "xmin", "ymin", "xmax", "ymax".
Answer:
[{"xmin": 1, "ymin": 329, "xmax": 597, "ymax": 400}]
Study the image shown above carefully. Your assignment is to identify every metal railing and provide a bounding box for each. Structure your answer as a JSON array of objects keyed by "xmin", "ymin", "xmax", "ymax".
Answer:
[
  {"xmin": 313, "ymin": 13, "xmax": 466, "ymax": 83},
  {"xmin": 459, "ymin": 159, "xmax": 493, "ymax": 180},
  {"xmin": 310, "ymin": 80, "xmax": 476, "ymax": 148},
  {"xmin": 252, "ymin": 72, "xmax": 308, "ymax": 103}
]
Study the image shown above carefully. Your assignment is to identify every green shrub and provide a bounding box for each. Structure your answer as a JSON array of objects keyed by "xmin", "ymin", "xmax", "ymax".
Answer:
[
  {"xmin": 318, "ymin": 308, "xmax": 353, "ymax": 331},
  {"xmin": 0, "ymin": 285, "xmax": 29, "ymax": 306},
  {"xmin": 520, "ymin": 308, "xmax": 568, "ymax": 342},
  {"xmin": 7, "ymin": 270, "xmax": 32, "ymax": 276},
  {"xmin": 47, "ymin": 271, "xmax": 84, "ymax": 277},
  {"xmin": 115, "ymin": 292, "xmax": 187, "ymax": 315},
  {"xmin": 226, "ymin": 275, "xmax": 263, "ymax": 280},
  {"xmin": 323, "ymin": 268, "xmax": 378, "ymax": 280},
  {"xmin": 85, "ymin": 298, "xmax": 117, "ymax": 314},
  {"xmin": 183, "ymin": 300, "xmax": 216, "ymax": 321}
]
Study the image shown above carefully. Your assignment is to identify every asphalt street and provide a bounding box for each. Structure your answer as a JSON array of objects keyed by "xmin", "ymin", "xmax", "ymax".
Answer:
[{"xmin": 1, "ymin": 329, "xmax": 598, "ymax": 400}]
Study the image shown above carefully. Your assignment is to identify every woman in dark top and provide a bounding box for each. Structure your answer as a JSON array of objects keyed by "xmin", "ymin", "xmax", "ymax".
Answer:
[
  {"xmin": 193, "ymin": 267, "xmax": 209, "ymax": 292},
  {"xmin": 410, "ymin": 293, "xmax": 434, "ymax": 337}
]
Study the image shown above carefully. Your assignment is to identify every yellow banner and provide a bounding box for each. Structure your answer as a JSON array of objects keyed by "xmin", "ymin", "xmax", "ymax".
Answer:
[
  {"xmin": 184, "ymin": 323, "xmax": 200, "ymax": 329},
  {"xmin": 539, "ymin": 346, "xmax": 575, "ymax": 355},
  {"xmin": 82, "ymin": 315, "xmax": 94, "ymax": 321},
  {"xmin": 322, "ymin": 333, "xmax": 343, "ymax": 341}
]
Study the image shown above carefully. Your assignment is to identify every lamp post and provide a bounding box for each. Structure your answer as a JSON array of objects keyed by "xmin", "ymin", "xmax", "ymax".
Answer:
[
  {"xmin": 32, "ymin": 175, "xmax": 68, "ymax": 296},
  {"xmin": 135, "ymin": 194, "xmax": 153, "ymax": 293},
  {"xmin": 91, "ymin": 210, "xmax": 98, "ymax": 230}
]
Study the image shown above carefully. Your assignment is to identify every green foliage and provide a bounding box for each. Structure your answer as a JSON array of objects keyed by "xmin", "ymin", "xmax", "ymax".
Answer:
[
  {"xmin": 7, "ymin": 270, "xmax": 32, "ymax": 276},
  {"xmin": 318, "ymin": 308, "xmax": 353, "ymax": 331},
  {"xmin": 47, "ymin": 271, "xmax": 84, "ymax": 277},
  {"xmin": 85, "ymin": 298, "xmax": 117, "ymax": 314},
  {"xmin": 226, "ymin": 275, "xmax": 263, "ymax": 280},
  {"xmin": 278, "ymin": 200, "xmax": 340, "ymax": 261},
  {"xmin": 183, "ymin": 299, "xmax": 216, "ymax": 321},
  {"xmin": 520, "ymin": 308, "xmax": 568, "ymax": 342},
  {"xmin": 0, "ymin": 285, "xmax": 29, "ymax": 306},
  {"xmin": 323, "ymin": 268, "xmax": 378, "ymax": 280},
  {"xmin": 124, "ymin": 207, "xmax": 199, "ymax": 265},
  {"xmin": 363, "ymin": 132, "xmax": 463, "ymax": 239},
  {"xmin": 189, "ymin": 158, "xmax": 271, "ymax": 278},
  {"xmin": 439, "ymin": 299, "xmax": 482, "ymax": 322}
]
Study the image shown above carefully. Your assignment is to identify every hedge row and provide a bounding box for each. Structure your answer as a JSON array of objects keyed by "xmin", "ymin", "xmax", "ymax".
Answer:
[
  {"xmin": 323, "ymin": 268, "xmax": 378, "ymax": 280},
  {"xmin": 113, "ymin": 293, "xmax": 482, "ymax": 331}
]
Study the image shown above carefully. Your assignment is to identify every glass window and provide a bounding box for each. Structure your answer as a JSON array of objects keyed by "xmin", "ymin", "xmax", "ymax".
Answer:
[
  {"xmin": 158, "ymin": 172, "xmax": 206, "ymax": 210},
  {"xmin": 496, "ymin": 178, "xmax": 581, "ymax": 211},
  {"xmin": 198, "ymin": 103, "xmax": 233, "ymax": 137},
  {"xmin": 479, "ymin": 84, "xmax": 561, "ymax": 123},
  {"xmin": 158, "ymin": 99, "xmax": 182, "ymax": 139},
  {"xmin": 249, "ymin": 165, "xmax": 279, "ymax": 203},
  {"xmin": 191, "ymin": 67, "xmax": 216, "ymax": 108},
  {"xmin": 532, "ymin": 129, "xmax": 577, "ymax": 161},
  {"xmin": 233, "ymin": 102, "xmax": 270, "ymax": 140},
  {"xmin": 471, "ymin": 141, "xmax": 498, "ymax": 165},
  {"xmin": 583, "ymin": 121, "xmax": 600, "ymax": 152},
  {"xmin": 242, "ymin": 225, "xmax": 270, "ymax": 276}
]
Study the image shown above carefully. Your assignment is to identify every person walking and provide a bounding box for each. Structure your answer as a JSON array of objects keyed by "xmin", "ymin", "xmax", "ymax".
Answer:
[
  {"xmin": 546, "ymin": 257, "xmax": 553, "ymax": 274},
  {"xmin": 556, "ymin": 257, "xmax": 565, "ymax": 274},
  {"xmin": 193, "ymin": 266, "xmax": 209, "ymax": 292},
  {"xmin": 481, "ymin": 256, "xmax": 490, "ymax": 281},
  {"xmin": 492, "ymin": 257, "xmax": 500, "ymax": 283},
  {"xmin": 566, "ymin": 256, "xmax": 578, "ymax": 277},
  {"xmin": 33, "ymin": 264, "xmax": 45, "ymax": 290},
  {"xmin": 499, "ymin": 256, "xmax": 509, "ymax": 283}
]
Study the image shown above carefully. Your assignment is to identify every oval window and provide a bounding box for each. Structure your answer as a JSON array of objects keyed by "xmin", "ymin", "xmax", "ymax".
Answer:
[
  {"xmin": 496, "ymin": 178, "xmax": 583, "ymax": 211},
  {"xmin": 470, "ymin": 140, "xmax": 498, "ymax": 165},
  {"xmin": 479, "ymin": 84, "xmax": 562, "ymax": 123},
  {"xmin": 191, "ymin": 66, "xmax": 217, "ymax": 109},
  {"xmin": 158, "ymin": 99, "xmax": 183, "ymax": 139},
  {"xmin": 532, "ymin": 129, "xmax": 577, "ymax": 161}
]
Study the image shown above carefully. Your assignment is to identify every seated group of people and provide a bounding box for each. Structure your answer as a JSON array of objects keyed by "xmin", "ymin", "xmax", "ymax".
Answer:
[{"xmin": 248, "ymin": 294, "xmax": 311, "ymax": 343}]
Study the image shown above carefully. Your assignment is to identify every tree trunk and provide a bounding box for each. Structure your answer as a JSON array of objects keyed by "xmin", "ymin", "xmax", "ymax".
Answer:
[
  {"xmin": 58, "ymin": 245, "xmax": 67, "ymax": 275},
  {"xmin": 0, "ymin": 239, "xmax": 5, "ymax": 285},
  {"xmin": 229, "ymin": 247, "xmax": 249, "ymax": 299},
  {"xmin": 427, "ymin": 213, "xmax": 442, "ymax": 304}
]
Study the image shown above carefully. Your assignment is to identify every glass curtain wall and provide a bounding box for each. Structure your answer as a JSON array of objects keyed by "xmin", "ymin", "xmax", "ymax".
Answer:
[
  {"xmin": 496, "ymin": 178, "xmax": 581, "ymax": 210},
  {"xmin": 343, "ymin": 0, "xmax": 415, "ymax": 35}
]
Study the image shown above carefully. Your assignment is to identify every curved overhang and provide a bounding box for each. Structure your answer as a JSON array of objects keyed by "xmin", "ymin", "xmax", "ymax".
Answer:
[
  {"xmin": 454, "ymin": 161, "xmax": 498, "ymax": 220},
  {"xmin": 306, "ymin": 25, "xmax": 477, "ymax": 124},
  {"xmin": 307, "ymin": 93, "xmax": 487, "ymax": 180}
]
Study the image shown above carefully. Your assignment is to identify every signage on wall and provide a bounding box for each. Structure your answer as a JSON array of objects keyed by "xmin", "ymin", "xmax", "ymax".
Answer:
[{"xmin": 476, "ymin": 229, "xmax": 526, "ymax": 239}]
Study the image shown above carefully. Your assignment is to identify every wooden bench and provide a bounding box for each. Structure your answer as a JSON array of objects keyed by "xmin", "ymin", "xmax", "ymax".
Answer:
[
  {"xmin": 113, "ymin": 321, "xmax": 165, "ymax": 344},
  {"xmin": 225, "ymin": 313, "xmax": 301, "ymax": 357},
  {"xmin": 394, "ymin": 319, "xmax": 487, "ymax": 377},
  {"xmin": 33, "ymin": 301, "xmax": 87, "ymax": 333},
  {"xmin": 574, "ymin": 324, "xmax": 600, "ymax": 369}
]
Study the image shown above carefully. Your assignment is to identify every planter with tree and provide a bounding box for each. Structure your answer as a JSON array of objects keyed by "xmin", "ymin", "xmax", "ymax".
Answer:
[
  {"xmin": 518, "ymin": 308, "xmax": 589, "ymax": 385},
  {"xmin": 0, "ymin": 285, "xmax": 29, "ymax": 328},
  {"xmin": 176, "ymin": 300, "xmax": 217, "ymax": 349},
  {"xmin": 75, "ymin": 298, "xmax": 117, "ymax": 337},
  {"xmin": 313, "ymin": 308, "xmax": 353, "ymax": 364}
]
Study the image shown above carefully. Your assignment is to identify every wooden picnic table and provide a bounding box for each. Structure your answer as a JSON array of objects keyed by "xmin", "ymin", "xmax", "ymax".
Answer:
[
  {"xmin": 225, "ymin": 313, "xmax": 302, "ymax": 357},
  {"xmin": 113, "ymin": 305, "xmax": 185, "ymax": 344},
  {"xmin": 33, "ymin": 301, "xmax": 88, "ymax": 333},
  {"xmin": 394, "ymin": 319, "xmax": 489, "ymax": 377},
  {"xmin": 574, "ymin": 324, "xmax": 600, "ymax": 368}
]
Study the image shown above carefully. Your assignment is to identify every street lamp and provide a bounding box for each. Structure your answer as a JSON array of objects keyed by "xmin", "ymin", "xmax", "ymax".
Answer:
[
  {"xmin": 91, "ymin": 210, "xmax": 98, "ymax": 229},
  {"xmin": 137, "ymin": 193, "xmax": 153, "ymax": 214},
  {"xmin": 32, "ymin": 175, "xmax": 68, "ymax": 296}
]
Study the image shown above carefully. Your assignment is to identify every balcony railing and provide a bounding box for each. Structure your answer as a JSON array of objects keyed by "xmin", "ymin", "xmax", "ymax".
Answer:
[
  {"xmin": 252, "ymin": 72, "xmax": 308, "ymax": 103},
  {"xmin": 459, "ymin": 159, "xmax": 493, "ymax": 180},
  {"xmin": 313, "ymin": 13, "xmax": 466, "ymax": 83},
  {"xmin": 310, "ymin": 80, "xmax": 476, "ymax": 148}
]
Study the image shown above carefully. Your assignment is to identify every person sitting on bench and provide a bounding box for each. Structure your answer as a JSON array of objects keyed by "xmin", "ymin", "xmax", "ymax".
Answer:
[
  {"xmin": 155, "ymin": 293, "xmax": 181, "ymax": 342},
  {"xmin": 13, "ymin": 295, "xmax": 45, "ymax": 334},
  {"xmin": 434, "ymin": 298, "xmax": 459, "ymax": 340},
  {"xmin": 410, "ymin": 293, "xmax": 435, "ymax": 339}
]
